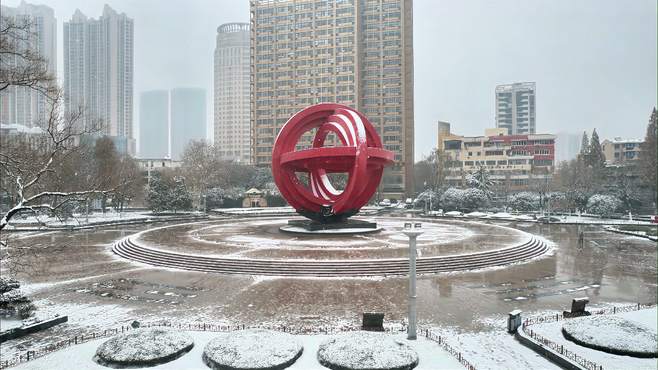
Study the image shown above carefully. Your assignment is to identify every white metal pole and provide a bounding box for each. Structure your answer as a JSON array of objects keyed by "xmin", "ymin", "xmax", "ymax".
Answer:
[{"xmin": 408, "ymin": 234, "xmax": 417, "ymax": 340}]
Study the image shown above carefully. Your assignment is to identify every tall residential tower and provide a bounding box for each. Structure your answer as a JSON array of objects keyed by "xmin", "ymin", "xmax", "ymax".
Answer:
[
  {"xmin": 0, "ymin": 1, "xmax": 57, "ymax": 128},
  {"xmin": 170, "ymin": 88, "xmax": 206, "ymax": 161},
  {"xmin": 250, "ymin": 0, "xmax": 414, "ymax": 198},
  {"xmin": 214, "ymin": 23, "xmax": 251, "ymax": 163},
  {"xmin": 63, "ymin": 5, "xmax": 134, "ymax": 154},
  {"xmin": 139, "ymin": 90, "xmax": 169, "ymax": 158},
  {"xmin": 495, "ymin": 82, "xmax": 536, "ymax": 135}
]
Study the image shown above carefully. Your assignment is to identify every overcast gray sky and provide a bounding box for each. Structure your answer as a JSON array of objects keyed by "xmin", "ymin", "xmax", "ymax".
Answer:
[{"xmin": 6, "ymin": 0, "xmax": 657, "ymax": 160}]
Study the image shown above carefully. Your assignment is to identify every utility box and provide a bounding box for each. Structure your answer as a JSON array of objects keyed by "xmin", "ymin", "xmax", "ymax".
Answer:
[
  {"xmin": 508, "ymin": 310, "xmax": 522, "ymax": 333},
  {"xmin": 564, "ymin": 297, "xmax": 590, "ymax": 318},
  {"xmin": 362, "ymin": 312, "xmax": 385, "ymax": 331}
]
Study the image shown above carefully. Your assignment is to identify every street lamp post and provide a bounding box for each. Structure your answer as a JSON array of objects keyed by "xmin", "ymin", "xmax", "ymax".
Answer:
[{"xmin": 403, "ymin": 222, "xmax": 424, "ymax": 340}]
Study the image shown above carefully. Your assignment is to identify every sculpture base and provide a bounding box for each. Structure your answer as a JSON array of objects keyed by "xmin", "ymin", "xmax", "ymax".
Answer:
[{"xmin": 280, "ymin": 219, "xmax": 381, "ymax": 235}]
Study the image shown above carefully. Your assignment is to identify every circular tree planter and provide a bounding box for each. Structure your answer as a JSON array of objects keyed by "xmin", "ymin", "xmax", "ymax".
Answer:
[
  {"xmin": 94, "ymin": 328, "xmax": 194, "ymax": 368},
  {"xmin": 317, "ymin": 331, "xmax": 419, "ymax": 370},
  {"xmin": 202, "ymin": 329, "xmax": 303, "ymax": 370},
  {"xmin": 562, "ymin": 315, "xmax": 658, "ymax": 358}
]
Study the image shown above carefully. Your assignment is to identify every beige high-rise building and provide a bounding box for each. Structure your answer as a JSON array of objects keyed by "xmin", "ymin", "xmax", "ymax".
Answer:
[
  {"xmin": 0, "ymin": 1, "xmax": 57, "ymax": 129},
  {"xmin": 250, "ymin": 0, "xmax": 414, "ymax": 198},
  {"xmin": 64, "ymin": 5, "xmax": 134, "ymax": 154},
  {"xmin": 214, "ymin": 23, "xmax": 251, "ymax": 163}
]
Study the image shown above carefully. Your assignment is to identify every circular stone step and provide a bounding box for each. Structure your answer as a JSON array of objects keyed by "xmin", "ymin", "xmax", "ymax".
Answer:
[
  {"xmin": 317, "ymin": 331, "xmax": 418, "ymax": 370},
  {"xmin": 202, "ymin": 329, "xmax": 303, "ymax": 370},
  {"xmin": 94, "ymin": 328, "xmax": 194, "ymax": 368}
]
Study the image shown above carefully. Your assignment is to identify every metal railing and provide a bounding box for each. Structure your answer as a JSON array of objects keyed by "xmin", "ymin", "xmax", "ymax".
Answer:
[
  {"xmin": 520, "ymin": 302, "xmax": 656, "ymax": 370},
  {"xmin": 423, "ymin": 329, "xmax": 477, "ymax": 370}
]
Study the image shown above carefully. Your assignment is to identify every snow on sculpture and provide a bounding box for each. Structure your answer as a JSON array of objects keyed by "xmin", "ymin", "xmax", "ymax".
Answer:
[{"xmin": 271, "ymin": 103, "xmax": 394, "ymax": 223}]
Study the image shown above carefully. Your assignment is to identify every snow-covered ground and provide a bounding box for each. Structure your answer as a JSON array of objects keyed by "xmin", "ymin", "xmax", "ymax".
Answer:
[
  {"xmin": 6, "ymin": 211, "xmax": 150, "ymax": 227},
  {"xmin": 527, "ymin": 307, "xmax": 658, "ymax": 370},
  {"xmin": 430, "ymin": 326, "xmax": 561, "ymax": 370},
  {"xmin": 10, "ymin": 331, "xmax": 462, "ymax": 370}
]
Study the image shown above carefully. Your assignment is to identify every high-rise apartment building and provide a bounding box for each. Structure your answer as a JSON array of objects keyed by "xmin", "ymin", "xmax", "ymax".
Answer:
[
  {"xmin": 214, "ymin": 23, "xmax": 251, "ymax": 163},
  {"xmin": 250, "ymin": 0, "xmax": 414, "ymax": 198},
  {"xmin": 495, "ymin": 82, "xmax": 536, "ymax": 135},
  {"xmin": 63, "ymin": 5, "xmax": 134, "ymax": 154},
  {"xmin": 0, "ymin": 1, "xmax": 56, "ymax": 128},
  {"xmin": 170, "ymin": 88, "xmax": 206, "ymax": 161},
  {"xmin": 555, "ymin": 132, "xmax": 581, "ymax": 163},
  {"xmin": 139, "ymin": 90, "xmax": 169, "ymax": 158}
]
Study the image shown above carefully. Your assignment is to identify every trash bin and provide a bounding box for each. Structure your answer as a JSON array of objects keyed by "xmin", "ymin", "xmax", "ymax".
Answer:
[{"xmin": 508, "ymin": 310, "xmax": 522, "ymax": 333}]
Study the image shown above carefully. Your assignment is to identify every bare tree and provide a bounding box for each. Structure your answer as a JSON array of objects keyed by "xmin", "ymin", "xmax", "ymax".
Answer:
[
  {"xmin": 0, "ymin": 14, "xmax": 56, "ymax": 95},
  {"xmin": 0, "ymin": 90, "xmax": 115, "ymax": 231}
]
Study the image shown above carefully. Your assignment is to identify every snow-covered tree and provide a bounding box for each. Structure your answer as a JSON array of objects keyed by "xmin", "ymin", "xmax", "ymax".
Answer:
[
  {"xmin": 587, "ymin": 129, "xmax": 606, "ymax": 169},
  {"xmin": 579, "ymin": 131, "xmax": 590, "ymax": 158},
  {"xmin": 440, "ymin": 187, "xmax": 463, "ymax": 211},
  {"xmin": 639, "ymin": 108, "xmax": 657, "ymax": 208},
  {"xmin": 170, "ymin": 177, "xmax": 192, "ymax": 213},
  {"xmin": 414, "ymin": 189, "xmax": 440, "ymax": 210},
  {"xmin": 146, "ymin": 173, "xmax": 171, "ymax": 213},
  {"xmin": 263, "ymin": 182, "xmax": 281, "ymax": 197},
  {"xmin": 509, "ymin": 192, "xmax": 540, "ymax": 212},
  {"xmin": 0, "ymin": 277, "xmax": 34, "ymax": 319},
  {"xmin": 466, "ymin": 166, "xmax": 494, "ymax": 198},
  {"xmin": 462, "ymin": 188, "xmax": 488, "ymax": 211},
  {"xmin": 439, "ymin": 187, "xmax": 487, "ymax": 211},
  {"xmin": 587, "ymin": 194, "xmax": 621, "ymax": 216}
]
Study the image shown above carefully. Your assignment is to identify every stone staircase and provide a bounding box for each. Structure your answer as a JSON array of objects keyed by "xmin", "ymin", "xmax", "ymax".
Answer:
[{"xmin": 112, "ymin": 236, "xmax": 549, "ymax": 277}]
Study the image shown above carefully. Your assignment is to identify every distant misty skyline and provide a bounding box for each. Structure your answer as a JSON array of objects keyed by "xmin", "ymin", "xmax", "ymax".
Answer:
[{"xmin": 5, "ymin": 0, "xmax": 656, "ymax": 161}]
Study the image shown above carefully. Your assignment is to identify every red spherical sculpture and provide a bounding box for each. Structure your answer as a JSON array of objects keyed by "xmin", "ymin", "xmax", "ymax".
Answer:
[{"xmin": 272, "ymin": 103, "xmax": 394, "ymax": 222}]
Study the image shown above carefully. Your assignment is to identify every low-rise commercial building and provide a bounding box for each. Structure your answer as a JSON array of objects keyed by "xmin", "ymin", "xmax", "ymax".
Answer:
[
  {"xmin": 438, "ymin": 126, "xmax": 556, "ymax": 190},
  {"xmin": 602, "ymin": 137, "xmax": 642, "ymax": 164}
]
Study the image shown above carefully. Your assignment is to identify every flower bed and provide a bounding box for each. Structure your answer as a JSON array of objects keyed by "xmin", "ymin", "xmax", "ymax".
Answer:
[
  {"xmin": 562, "ymin": 315, "xmax": 658, "ymax": 358},
  {"xmin": 317, "ymin": 331, "xmax": 419, "ymax": 370},
  {"xmin": 93, "ymin": 328, "xmax": 194, "ymax": 368},
  {"xmin": 202, "ymin": 329, "xmax": 302, "ymax": 370}
]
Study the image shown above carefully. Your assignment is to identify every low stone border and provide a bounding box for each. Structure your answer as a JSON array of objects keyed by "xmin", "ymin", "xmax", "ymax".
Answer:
[
  {"xmin": 93, "ymin": 328, "xmax": 194, "ymax": 368},
  {"xmin": 603, "ymin": 226, "xmax": 658, "ymax": 241}
]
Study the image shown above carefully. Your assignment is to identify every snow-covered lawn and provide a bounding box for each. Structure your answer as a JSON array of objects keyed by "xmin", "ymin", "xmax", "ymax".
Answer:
[
  {"xmin": 95, "ymin": 328, "xmax": 194, "ymax": 366},
  {"xmin": 6, "ymin": 211, "xmax": 150, "ymax": 227},
  {"xmin": 317, "ymin": 331, "xmax": 418, "ymax": 370},
  {"xmin": 202, "ymin": 329, "xmax": 302, "ymax": 369},
  {"xmin": 562, "ymin": 315, "xmax": 657, "ymax": 357},
  {"xmin": 10, "ymin": 331, "xmax": 462, "ymax": 370},
  {"xmin": 431, "ymin": 327, "xmax": 560, "ymax": 370},
  {"xmin": 528, "ymin": 307, "xmax": 658, "ymax": 370}
]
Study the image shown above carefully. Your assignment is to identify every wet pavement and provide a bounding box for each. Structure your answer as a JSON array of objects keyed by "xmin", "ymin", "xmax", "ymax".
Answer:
[
  {"xmin": 0, "ymin": 217, "xmax": 655, "ymax": 354},
  {"xmin": 137, "ymin": 217, "xmax": 529, "ymax": 260}
]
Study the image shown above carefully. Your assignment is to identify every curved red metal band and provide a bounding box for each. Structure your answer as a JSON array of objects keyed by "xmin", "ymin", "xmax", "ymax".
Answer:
[{"xmin": 271, "ymin": 103, "xmax": 394, "ymax": 220}]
